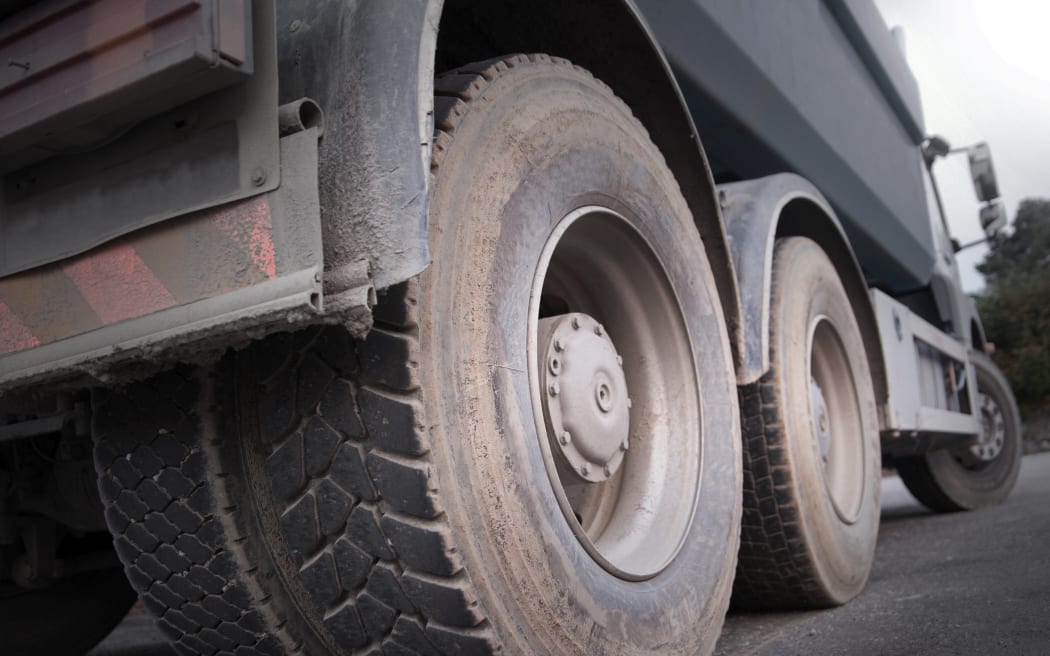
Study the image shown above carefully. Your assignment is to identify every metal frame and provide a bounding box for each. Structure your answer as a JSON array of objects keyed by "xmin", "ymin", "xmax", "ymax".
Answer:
[{"xmin": 871, "ymin": 288, "xmax": 979, "ymax": 438}]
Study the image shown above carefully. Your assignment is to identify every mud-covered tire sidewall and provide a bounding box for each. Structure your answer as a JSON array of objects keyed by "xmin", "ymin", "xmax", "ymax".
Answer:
[{"xmin": 419, "ymin": 56, "xmax": 740, "ymax": 654}]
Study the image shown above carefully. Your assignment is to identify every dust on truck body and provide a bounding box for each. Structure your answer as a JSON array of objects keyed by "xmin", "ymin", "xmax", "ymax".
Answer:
[{"xmin": 0, "ymin": 1, "xmax": 1020, "ymax": 655}]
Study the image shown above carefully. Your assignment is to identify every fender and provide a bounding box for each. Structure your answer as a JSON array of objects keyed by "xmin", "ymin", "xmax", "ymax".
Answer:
[
  {"xmin": 720, "ymin": 174, "xmax": 889, "ymax": 410},
  {"xmin": 277, "ymin": 0, "xmax": 744, "ymax": 365}
]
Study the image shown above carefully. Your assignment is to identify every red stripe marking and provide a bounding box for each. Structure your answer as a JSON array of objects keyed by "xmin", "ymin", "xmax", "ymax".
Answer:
[
  {"xmin": 212, "ymin": 195, "xmax": 277, "ymax": 279},
  {"xmin": 0, "ymin": 299, "xmax": 40, "ymax": 355},
  {"xmin": 62, "ymin": 242, "xmax": 177, "ymax": 324}
]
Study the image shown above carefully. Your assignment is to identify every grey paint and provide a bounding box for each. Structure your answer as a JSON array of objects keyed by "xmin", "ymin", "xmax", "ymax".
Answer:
[
  {"xmin": 274, "ymin": 0, "xmax": 438, "ymax": 292},
  {"xmin": 719, "ymin": 174, "xmax": 887, "ymax": 414},
  {"xmin": 635, "ymin": 0, "xmax": 937, "ymax": 292},
  {"xmin": 0, "ymin": 1, "xmax": 279, "ymax": 279},
  {"xmin": 0, "ymin": 128, "xmax": 327, "ymax": 392}
]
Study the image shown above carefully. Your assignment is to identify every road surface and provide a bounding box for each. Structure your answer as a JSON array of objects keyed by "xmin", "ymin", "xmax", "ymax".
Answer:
[{"xmin": 91, "ymin": 452, "xmax": 1050, "ymax": 655}]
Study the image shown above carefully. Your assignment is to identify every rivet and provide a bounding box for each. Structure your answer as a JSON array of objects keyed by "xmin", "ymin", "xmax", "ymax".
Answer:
[
  {"xmin": 289, "ymin": 19, "xmax": 302, "ymax": 32},
  {"xmin": 580, "ymin": 463, "xmax": 590, "ymax": 476},
  {"xmin": 549, "ymin": 382, "xmax": 560, "ymax": 397},
  {"xmin": 251, "ymin": 167, "xmax": 267, "ymax": 186}
]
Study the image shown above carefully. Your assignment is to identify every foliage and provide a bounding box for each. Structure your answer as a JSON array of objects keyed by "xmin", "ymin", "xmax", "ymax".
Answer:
[{"xmin": 976, "ymin": 199, "xmax": 1050, "ymax": 413}]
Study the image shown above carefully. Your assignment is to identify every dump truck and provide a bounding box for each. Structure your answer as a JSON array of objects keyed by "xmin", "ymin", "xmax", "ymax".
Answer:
[{"xmin": 0, "ymin": 1, "xmax": 1021, "ymax": 654}]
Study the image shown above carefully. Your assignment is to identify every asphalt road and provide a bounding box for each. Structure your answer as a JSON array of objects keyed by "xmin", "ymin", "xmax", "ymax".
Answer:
[{"xmin": 90, "ymin": 453, "xmax": 1050, "ymax": 656}]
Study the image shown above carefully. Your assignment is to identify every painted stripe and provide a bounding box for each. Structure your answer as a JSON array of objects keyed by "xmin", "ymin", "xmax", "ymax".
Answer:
[
  {"xmin": 212, "ymin": 195, "xmax": 277, "ymax": 279},
  {"xmin": 0, "ymin": 299, "xmax": 40, "ymax": 355},
  {"xmin": 62, "ymin": 242, "xmax": 177, "ymax": 325}
]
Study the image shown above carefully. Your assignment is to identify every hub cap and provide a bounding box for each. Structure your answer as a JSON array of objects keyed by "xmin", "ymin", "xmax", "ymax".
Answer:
[{"xmin": 539, "ymin": 313, "xmax": 631, "ymax": 483}]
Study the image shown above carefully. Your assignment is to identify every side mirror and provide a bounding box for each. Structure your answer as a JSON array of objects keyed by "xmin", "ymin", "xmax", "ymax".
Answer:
[
  {"xmin": 967, "ymin": 142, "xmax": 1000, "ymax": 202},
  {"xmin": 980, "ymin": 201, "xmax": 1007, "ymax": 239}
]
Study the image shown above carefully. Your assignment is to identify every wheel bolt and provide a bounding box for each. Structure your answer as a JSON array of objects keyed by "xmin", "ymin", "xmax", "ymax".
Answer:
[
  {"xmin": 549, "ymin": 357, "xmax": 561, "ymax": 375},
  {"xmin": 594, "ymin": 323, "xmax": 604, "ymax": 336},
  {"xmin": 549, "ymin": 382, "xmax": 560, "ymax": 396},
  {"xmin": 580, "ymin": 463, "xmax": 590, "ymax": 476},
  {"xmin": 554, "ymin": 337, "xmax": 566, "ymax": 352},
  {"xmin": 626, "ymin": 398, "xmax": 633, "ymax": 409},
  {"xmin": 620, "ymin": 438, "xmax": 629, "ymax": 452},
  {"xmin": 560, "ymin": 431, "xmax": 571, "ymax": 445},
  {"xmin": 603, "ymin": 464, "xmax": 612, "ymax": 477},
  {"xmin": 617, "ymin": 355, "xmax": 623, "ymax": 367},
  {"xmin": 571, "ymin": 316, "xmax": 581, "ymax": 330}
]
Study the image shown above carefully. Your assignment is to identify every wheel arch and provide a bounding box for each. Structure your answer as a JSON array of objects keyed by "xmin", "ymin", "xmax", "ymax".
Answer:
[
  {"xmin": 721, "ymin": 174, "xmax": 889, "ymax": 411},
  {"xmin": 278, "ymin": 0, "xmax": 743, "ymax": 367}
]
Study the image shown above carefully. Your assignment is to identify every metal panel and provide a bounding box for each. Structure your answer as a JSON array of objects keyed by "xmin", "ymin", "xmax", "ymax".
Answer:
[
  {"xmin": 0, "ymin": 127, "xmax": 324, "ymax": 391},
  {"xmin": 635, "ymin": 0, "xmax": 937, "ymax": 291},
  {"xmin": 0, "ymin": 0, "xmax": 278, "ymax": 279},
  {"xmin": 872, "ymin": 288, "xmax": 979, "ymax": 437},
  {"xmin": 0, "ymin": 0, "xmax": 251, "ymax": 155}
]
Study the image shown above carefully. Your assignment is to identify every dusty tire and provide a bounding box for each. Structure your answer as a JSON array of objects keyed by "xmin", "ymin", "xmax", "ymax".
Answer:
[
  {"xmin": 93, "ymin": 54, "xmax": 740, "ymax": 656},
  {"xmin": 733, "ymin": 237, "xmax": 881, "ymax": 609},
  {"xmin": 1, "ymin": 567, "xmax": 135, "ymax": 656},
  {"xmin": 896, "ymin": 352, "xmax": 1022, "ymax": 512}
]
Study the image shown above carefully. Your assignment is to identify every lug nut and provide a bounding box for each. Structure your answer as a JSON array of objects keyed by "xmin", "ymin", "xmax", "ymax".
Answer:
[
  {"xmin": 603, "ymin": 464, "xmax": 612, "ymax": 477},
  {"xmin": 560, "ymin": 431, "xmax": 571, "ymax": 445},
  {"xmin": 594, "ymin": 323, "xmax": 604, "ymax": 336},
  {"xmin": 549, "ymin": 382, "xmax": 560, "ymax": 397},
  {"xmin": 617, "ymin": 355, "xmax": 623, "ymax": 367},
  {"xmin": 626, "ymin": 397, "xmax": 633, "ymax": 409},
  {"xmin": 549, "ymin": 357, "xmax": 561, "ymax": 375},
  {"xmin": 620, "ymin": 438, "xmax": 630, "ymax": 452},
  {"xmin": 554, "ymin": 337, "xmax": 566, "ymax": 352},
  {"xmin": 580, "ymin": 463, "xmax": 590, "ymax": 476},
  {"xmin": 571, "ymin": 316, "xmax": 581, "ymax": 329}
]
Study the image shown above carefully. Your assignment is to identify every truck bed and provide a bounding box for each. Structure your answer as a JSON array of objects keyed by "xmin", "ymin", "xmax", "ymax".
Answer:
[{"xmin": 637, "ymin": 0, "xmax": 936, "ymax": 292}]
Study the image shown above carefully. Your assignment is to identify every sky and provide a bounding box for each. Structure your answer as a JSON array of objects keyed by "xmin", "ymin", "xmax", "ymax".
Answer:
[{"xmin": 874, "ymin": 0, "xmax": 1050, "ymax": 292}]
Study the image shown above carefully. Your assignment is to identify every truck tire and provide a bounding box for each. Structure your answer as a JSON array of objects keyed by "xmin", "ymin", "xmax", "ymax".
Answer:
[
  {"xmin": 896, "ymin": 352, "xmax": 1022, "ymax": 512},
  {"xmin": 733, "ymin": 237, "xmax": 881, "ymax": 609},
  {"xmin": 2, "ymin": 567, "xmax": 135, "ymax": 656},
  {"xmin": 93, "ymin": 54, "xmax": 741, "ymax": 655}
]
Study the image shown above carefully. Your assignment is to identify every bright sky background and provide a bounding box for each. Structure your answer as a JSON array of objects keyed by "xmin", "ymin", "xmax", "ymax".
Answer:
[{"xmin": 874, "ymin": 0, "xmax": 1050, "ymax": 292}]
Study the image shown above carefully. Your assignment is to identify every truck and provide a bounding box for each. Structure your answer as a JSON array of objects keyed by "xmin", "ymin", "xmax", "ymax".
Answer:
[{"xmin": 0, "ymin": 1, "xmax": 1021, "ymax": 654}]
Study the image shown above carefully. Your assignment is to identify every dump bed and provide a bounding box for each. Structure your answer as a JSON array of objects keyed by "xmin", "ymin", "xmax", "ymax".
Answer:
[{"xmin": 638, "ymin": 0, "xmax": 936, "ymax": 292}]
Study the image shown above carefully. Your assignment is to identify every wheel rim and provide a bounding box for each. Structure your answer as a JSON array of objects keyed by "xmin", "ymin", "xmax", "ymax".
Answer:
[
  {"xmin": 527, "ymin": 206, "xmax": 702, "ymax": 580},
  {"xmin": 967, "ymin": 391, "xmax": 1007, "ymax": 465},
  {"xmin": 808, "ymin": 316, "xmax": 865, "ymax": 524}
]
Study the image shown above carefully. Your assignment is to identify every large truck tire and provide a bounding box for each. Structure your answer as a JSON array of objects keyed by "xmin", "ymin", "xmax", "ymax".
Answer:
[
  {"xmin": 1, "ymin": 567, "xmax": 135, "ymax": 656},
  {"xmin": 93, "ymin": 54, "xmax": 741, "ymax": 656},
  {"xmin": 896, "ymin": 352, "xmax": 1022, "ymax": 512},
  {"xmin": 733, "ymin": 237, "xmax": 881, "ymax": 609}
]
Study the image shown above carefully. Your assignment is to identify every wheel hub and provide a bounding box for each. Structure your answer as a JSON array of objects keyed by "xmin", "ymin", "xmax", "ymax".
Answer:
[
  {"xmin": 810, "ymin": 376, "xmax": 832, "ymax": 462},
  {"xmin": 538, "ymin": 313, "xmax": 631, "ymax": 483},
  {"xmin": 970, "ymin": 392, "xmax": 1006, "ymax": 462}
]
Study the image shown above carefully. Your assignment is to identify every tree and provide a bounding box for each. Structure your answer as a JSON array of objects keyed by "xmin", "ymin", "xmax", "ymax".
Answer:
[{"xmin": 976, "ymin": 198, "xmax": 1050, "ymax": 414}]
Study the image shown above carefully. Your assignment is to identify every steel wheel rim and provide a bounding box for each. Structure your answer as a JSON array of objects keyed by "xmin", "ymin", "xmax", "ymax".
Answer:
[
  {"xmin": 808, "ymin": 316, "xmax": 866, "ymax": 524},
  {"xmin": 967, "ymin": 391, "xmax": 1007, "ymax": 465},
  {"xmin": 527, "ymin": 206, "xmax": 702, "ymax": 580}
]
